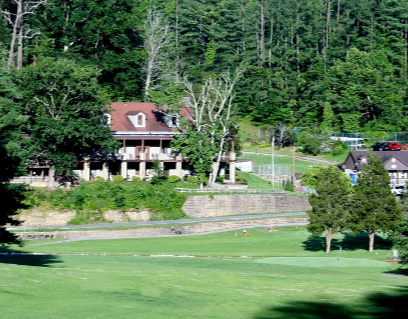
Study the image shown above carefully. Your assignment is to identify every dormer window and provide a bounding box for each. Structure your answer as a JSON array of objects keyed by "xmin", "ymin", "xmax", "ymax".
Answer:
[
  {"xmin": 128, "ymin": 112, "xmax": 146, "ymax": 127},
  {"xmin": 164, "ymin": 115, "xmax": 179, "ymax": 128}
]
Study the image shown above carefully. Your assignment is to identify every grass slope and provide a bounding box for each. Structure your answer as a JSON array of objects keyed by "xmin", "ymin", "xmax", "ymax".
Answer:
[{"xmin": 0, "ymin": 226, "xmax": 406, "ymax": 319}]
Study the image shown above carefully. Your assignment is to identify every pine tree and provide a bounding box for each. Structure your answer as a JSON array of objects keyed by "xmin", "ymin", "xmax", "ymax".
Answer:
[{"xmin": 351, "ymin": 152, "xmax": 401, "ymax": 252}]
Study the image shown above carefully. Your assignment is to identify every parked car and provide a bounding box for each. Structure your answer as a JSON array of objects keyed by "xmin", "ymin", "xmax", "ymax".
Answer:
[
  {"xmin": 371, "ymin": 142, "xmax": 403, "ymax": 151},
  {"xmin": 388, "ymin": 142, "xmax": 403, "ymax": 151},
  {"xmin": 371, "ymin": 142, "xmax": 390, "ymax": 151}
]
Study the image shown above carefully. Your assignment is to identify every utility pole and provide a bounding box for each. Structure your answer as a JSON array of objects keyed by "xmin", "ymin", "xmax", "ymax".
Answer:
[
  {"xmin": 292, "ymin": 143, "xmax": 296, "ymax": 185},
  {"xmin": 271, "ymin": 134, "xmax": 275, "ymax": 189}
]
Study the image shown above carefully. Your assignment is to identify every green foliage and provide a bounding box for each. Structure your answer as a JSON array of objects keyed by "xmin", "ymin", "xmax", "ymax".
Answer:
[
  {"xmin": 95, "ymin": 176, "xmax": 105, "ymax": 182},
  {"xmin": 172, "ymin": 130, "xmax": 214, "ymax": 183},
  {"xmin": 301, "ymin": 166, "xmax": 328, "ymax": 189},
  {"xmin": 113, "ymin": 175, "xmax": 125, "ymax": 182},
  {"xmin": 215, "ymin": 176, "xmax": 224, "ymax": 183},
  {"xmin": 307, "ymin": 165, "xmax": 354, "ymax": 253},
  {"xmin": 25, "ymin": 182, "xmax": 187, "ymax": 222},
  {"xmin": 331, "ymin": 140, "xmax": 349, "ymax": 156},
  {"xmin": 297, "ymin": 129, "xmax": 333, "ymax": 156},
  {"xmin": 351, "ymin": 153, "xmax": 402, "ymax": 252},
  {"xmin": 150, "ymin": 160, "xmax": 166, "ymax": 185},
  {"xmin": 257, "ymin": 141, "xmax": 270, "ymax": 148},
  {"xmin": 0, "ymin": 65, "xmax": 29, "ymax": 245},
  {"xmin": 283, "ymin": 179, "xmax": 294, "ymax": 192},
  {"xmin": 186, "ymin": 176, "xmax": 199, "ymax": 183},
  {"xmin": 391, "ymin": 214, "xmax": 408, "ymax": 265},
  {"xmin": 132, "ymin": 176, "xmax": 142, "ymax": 182},
  {"xmin": 365, "ymin": 131, "xmax": 389, "ymax": 144},
  {"xmin": 168, "ymin": 175, "xmax": 181, "ymax": 183},
  {"xmin": 16, "ymin": 57, "xmax": 118, "ymax": 174}
]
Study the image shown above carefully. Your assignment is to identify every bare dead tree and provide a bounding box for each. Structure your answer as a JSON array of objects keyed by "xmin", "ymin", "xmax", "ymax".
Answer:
[
  {"xmin": 184, "ymin": 68, "xmax": 245, "ymax": 186},
  {"xmin": 2, "ymin": 0, "xmax": 45, "ymax": 70},
  {"xmin": 143, "ymin": 7, "xmax": 170, "ymax": 100}
]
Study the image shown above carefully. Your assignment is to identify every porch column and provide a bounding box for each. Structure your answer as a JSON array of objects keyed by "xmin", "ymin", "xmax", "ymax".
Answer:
[
  {"xmin": 176, "ymin": 154, "xmax": 183, "ymax": 178},
  {"xmin": 229, "ymin": 152, "xmax": 236, "ymax": 183},
  {"xmin": 121, "ymin": 161, "xmax": 128, "ymax": 178},
  {"xmin": 102, "ymin": 161, "xmax": 109, "ymax": 181},
  {"xmin": 140, "ymin": 161, "xmax": 146, "ymax": 180},
  {"xmin": 83, "ymin": 160, "xmax": 91, "ymax": 181}
]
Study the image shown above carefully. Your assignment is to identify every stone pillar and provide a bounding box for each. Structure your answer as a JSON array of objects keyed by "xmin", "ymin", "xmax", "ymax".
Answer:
[
  {"xmin": 83, "ymin": 161, "xmax": 91, "ymax": 181},
  {"xmin": 102, "ymin": 161, "xmax": 109, "ymax": 181},
  {"xmin": 229, "ymin": 152, "xmax": 236, "ymax": 183},
  {"xmin": 121, "ymin": 161, "xmax": 128, "ymax": 178}
]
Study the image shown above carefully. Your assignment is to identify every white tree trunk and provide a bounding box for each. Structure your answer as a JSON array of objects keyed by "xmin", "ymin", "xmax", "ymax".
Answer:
[{"xmin": 368, "ymin": 230, "xmax": 375, "ymax": 252}]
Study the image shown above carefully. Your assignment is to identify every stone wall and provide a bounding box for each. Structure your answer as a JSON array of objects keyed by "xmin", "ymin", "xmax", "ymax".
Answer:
[
  {"xmin": 15, "ymin": 209, "xmax": 151, "ymax": 227},
  {"xmin": 14, "ymin": 194, "xmax": 311, "ymax": 227},
  {"xmin": 183, "ymin": 194, "xmax": 311, "ymax": 218}
]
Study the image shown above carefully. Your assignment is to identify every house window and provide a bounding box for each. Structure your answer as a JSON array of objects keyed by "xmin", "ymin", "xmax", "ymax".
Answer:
[
  {"xmin": 128, "ymin": 112, "xmax": 146, "ymax": 127},
  {"xmin": 164, "ymin": 115, "xmax": 179, "ymax": 128},
  {"xmin": 103, "ymin": 113, "xmax": 111, "ymax": 126}
]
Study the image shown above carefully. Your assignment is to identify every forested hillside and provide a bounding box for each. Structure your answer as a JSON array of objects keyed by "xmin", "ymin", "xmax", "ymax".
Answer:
[{"xmin": 1, "ymin": 0, "xmax": 408, "ymax": 132}]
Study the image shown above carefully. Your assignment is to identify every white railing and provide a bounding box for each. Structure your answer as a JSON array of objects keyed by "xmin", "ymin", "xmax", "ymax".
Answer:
[
  {"xmin": 174, "ymin": 188, "xmax": 284, "ymax": 194},
  {"xmin": 10, "ymin": 176, "xmax": 46, "ymax": 183}
]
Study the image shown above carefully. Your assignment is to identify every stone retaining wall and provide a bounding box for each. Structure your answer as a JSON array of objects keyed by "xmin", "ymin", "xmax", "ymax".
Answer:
[
  {"xmin": 183, "ymin": 194, "xmax": 311, "ymax": 218},
  {"xmin": 17, "ymin": 217, "xmax": 308, "ymax": 240},
  {"xmin": 16, "ymin": 209, "xmax": 151, "ymax": 227}
]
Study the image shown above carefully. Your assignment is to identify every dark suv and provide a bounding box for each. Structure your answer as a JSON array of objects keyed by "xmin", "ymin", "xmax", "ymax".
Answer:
[{"xmin": 371, "ymin": 142, "xmax": 390, "ymax": 151}]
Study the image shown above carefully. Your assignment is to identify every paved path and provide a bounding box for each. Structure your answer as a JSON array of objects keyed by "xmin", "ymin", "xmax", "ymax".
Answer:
[{"xmin": 7, "ymin": 212, "xmax": 307, "ymax": 231}]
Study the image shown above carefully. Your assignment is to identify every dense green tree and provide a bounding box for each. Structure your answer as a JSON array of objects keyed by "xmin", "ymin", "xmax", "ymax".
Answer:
[
  {"xmin": 15, "ymin": 57, "xmax": 118, "ymax": 184},
  {"xmin": 392, "ymin": 212, "xmax": 408, "ymax": 265},
  {"xmin": 0, "ymin": 64, "xmax": 28, "ymax": 245},
  {"xmin": 307, "ymin": 165, "xmax": 354, "ymax": 253},
  {"xmin": 324, "ymin": 49, "xmax": 407, "ymax": 132},
  {"xmin": 351, "ymin": 152, "xmax": 401, "ymax": 252}
]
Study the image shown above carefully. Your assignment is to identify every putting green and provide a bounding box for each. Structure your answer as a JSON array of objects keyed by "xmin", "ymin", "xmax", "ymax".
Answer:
[{"xmin": 255, "ymin": 257, "xmax": 389, "ymax": 268}]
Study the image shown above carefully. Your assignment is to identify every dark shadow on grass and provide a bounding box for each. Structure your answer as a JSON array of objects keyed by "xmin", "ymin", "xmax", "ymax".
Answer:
[
  {"xmin": 0, "ymin": 247, "xmax": 61, "ymax": 267},
  {"xmin": 340, "ymin": 233, "xmax": 393, "ymax": 251},
  {"xmin": 252, "ymin": 287, "xmax": 408, "ymax": 318},
  {"xmin": 302, "ymin": 233, "xmax": 392, "ymax": 252},
  {"xmin": 383, "ymin": 267, "xmax": 408, "ymax": 276},
  {"xmin": 302, "ymin": 236, "xmax": 341, "ymax": 252}
]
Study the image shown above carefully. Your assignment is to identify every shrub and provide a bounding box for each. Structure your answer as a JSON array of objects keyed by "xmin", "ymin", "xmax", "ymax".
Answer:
[
  {"xmin": 95, "ymin": 176, "xmax": 104, "ymax": 181},
  {"xmin": 186, "ymin": 176, "xmax": 199, "ymax": 183},
  {"xmin": 284, "ymin": 179, "xmax": 294, "ymax": 192},
  {"xmin": 132, "ymin": 176, "xmax": 142, "ymax": 182},
  {"xmin": 215, "ymin": 176, "xmax": 224, "ymax": 183},
  {"xmin": 168, "ymin": 175, "xmax": 181, "ymax": 183},
  {"xmin": 332, "ymin": 145, "xmax": 346, "ymax": 156},
  {"xmin": 235, "ymin": 177, "xmax": 247, "ymax": 184},
  {"xmin": 113, "ymin": 175, "xmax": 125, "ymax": 182},
  {"xmin": 257, "ymin": 141, "xmax": 270, "ymax": 148}
]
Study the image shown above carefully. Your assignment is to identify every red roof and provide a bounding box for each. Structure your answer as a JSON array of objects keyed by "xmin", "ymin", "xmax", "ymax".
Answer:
[{"xmin": 109, "ymin": 102, "xmax": 192, "ymax": 132}]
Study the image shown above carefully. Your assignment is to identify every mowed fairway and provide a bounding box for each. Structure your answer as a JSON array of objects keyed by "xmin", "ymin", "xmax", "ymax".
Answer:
[{"xmin": 1, "ymin": 226, "xmax": 407, "ymax": 319}]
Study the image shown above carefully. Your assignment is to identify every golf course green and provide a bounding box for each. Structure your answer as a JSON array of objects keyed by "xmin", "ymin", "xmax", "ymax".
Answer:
[{"xmin": 0, "ymin": 226, "xmax": 406, "ymax": 318}]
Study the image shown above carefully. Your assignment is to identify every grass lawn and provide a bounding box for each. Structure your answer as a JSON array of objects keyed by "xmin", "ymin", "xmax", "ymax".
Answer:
[
  {"xmin": 240, "ymin": 153, "xmax": 320, "ymax": 174},
  {"xmin": 1, "ymin": 226, "xmax": 407, "ymax": 319},
  {"xmin": 240, "ymin": 145, "xmax": 348, "ymax": 165}
]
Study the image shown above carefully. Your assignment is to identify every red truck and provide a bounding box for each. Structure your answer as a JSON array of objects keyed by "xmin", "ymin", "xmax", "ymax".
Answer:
[
  {"xmin": 388, "ymin": 142, "xmax": 403, "ymax": 151},
  {"xmin": 371, "ymin": 142, "xmax": 403, "ymax": 151}
]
